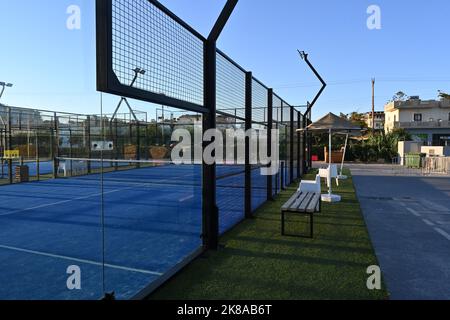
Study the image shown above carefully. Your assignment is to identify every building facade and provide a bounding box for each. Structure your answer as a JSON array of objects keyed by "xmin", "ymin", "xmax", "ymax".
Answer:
[
  {"xmin": 384, "ymin": 97, "xmax": 450, "ymax": 146},
  {"xmin": 364, "ymin": 111, "xmax": 385, "ymax": 130}
]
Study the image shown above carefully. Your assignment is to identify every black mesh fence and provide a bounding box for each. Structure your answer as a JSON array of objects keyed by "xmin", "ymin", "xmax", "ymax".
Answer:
[
  {"xmin": 0, "ymin": 0, "xmax": 309, "ymax": 300},
  {"xmin": 111, "ymin": 0, "xmax": 204, "ymax": 106}
]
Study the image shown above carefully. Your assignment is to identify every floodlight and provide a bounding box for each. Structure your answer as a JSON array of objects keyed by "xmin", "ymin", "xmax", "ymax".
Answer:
[
  {"xmin": 133, "ymin": 68, "xmax": 146, "ymax": 75},
  {"xmin": 298, "ymin": 50, "xmax": 307, "ymax": 60}
]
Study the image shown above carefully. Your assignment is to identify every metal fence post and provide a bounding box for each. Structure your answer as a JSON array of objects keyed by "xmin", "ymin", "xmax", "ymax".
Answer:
[
  {"xmin": 289, "ymin": 107, "xmax": 295, "ymax": 183},
  {"xmin": 69, "ymin": 128, "xmax": 73, "ymax": 176},
  {"xmin": 202, "ymin": 0, "xmax": 238, "ymax": 250},
  {"xmin": 202, "ymin": 39, "xmax": 218, "ymax": 250},
  {"xmin": 53, "ymin": 113, "xmax": 59, "ymax": 178},
  {"xmin": 308, "ymin": 111, "xmax": 313, "ymax": 169},
  {"xmin": 245, "ymin": 71, "xmax": 252, "ymax": 218},
  {"xmin": 136, "ymin": 122, "xmax": 141, "ymax": 168},
  {"xmin": 36, "ymin": 130, "xmax": 40, "ymax": 181},
  {"xmin": 302, "ymin": 109, "xmax": 309, "ymax": 174},
  {"xmin": 115, "ymin": 119, "xmax": 119, "ymax": 170},
  {"xmin": 267, "ymin": 89, "xmax": 273, "ymax": 201},
  {"xmin": 7, "ymin": 107, "xmax": 13, "ymax": 184},
  {"xmin": 87, "ymin": 116, "xmax": 92, "ymax": 174},
  {"xmin": 297, "ymin": 111, "xmax": 301, "ymax": 178}
]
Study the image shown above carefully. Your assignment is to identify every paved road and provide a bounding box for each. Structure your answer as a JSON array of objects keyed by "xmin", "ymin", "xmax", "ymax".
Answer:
[{"xmin": 348, "ymin": 164, "xmax": 450, "ymax": 300}]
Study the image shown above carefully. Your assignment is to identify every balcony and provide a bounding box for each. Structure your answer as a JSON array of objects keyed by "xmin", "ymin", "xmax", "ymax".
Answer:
[{"xmin": 395, "ymin": 120, "xmax": 450, "ymax": 129}]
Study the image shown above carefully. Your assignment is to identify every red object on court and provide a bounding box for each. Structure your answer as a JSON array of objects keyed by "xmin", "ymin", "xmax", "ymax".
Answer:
[{"xmin": 312, "ymin": 155, "xmax": 319, "ymax": 162}]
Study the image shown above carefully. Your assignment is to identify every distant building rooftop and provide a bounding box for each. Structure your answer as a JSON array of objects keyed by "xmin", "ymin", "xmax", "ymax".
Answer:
[{"xmin": 385, "ymin": 98, "xmax": 450, "ymax": 111}]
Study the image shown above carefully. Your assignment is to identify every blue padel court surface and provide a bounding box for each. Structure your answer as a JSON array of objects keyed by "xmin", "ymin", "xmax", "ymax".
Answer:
[{"xmin": 0, "ymin": 163, "xmax": 271, "ymax": 299}]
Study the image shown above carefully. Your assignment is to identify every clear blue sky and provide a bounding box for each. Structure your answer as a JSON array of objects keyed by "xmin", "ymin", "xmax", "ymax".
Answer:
[{"xmin": 0, "ymin": 0, "xmax": 449, "ymax": 120}]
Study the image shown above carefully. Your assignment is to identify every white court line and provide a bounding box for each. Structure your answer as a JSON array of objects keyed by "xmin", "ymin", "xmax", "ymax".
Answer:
[
  {"xmin": 0, "ymin": 186, "xmax": 136, "ymax": 217},
  {"xmin": 422, "ymin": 219, "xmax": 435, "ymax": 227},
  {"xmin": 179, "ymin": 195, "xmax": 194, "ymax": 203},
  {"xmin": 434, "ymin": 228, "xmax": 450, "ymax": 241},
  {"xmin": 406, "ymin": 207, "xmax": 421, "ymax": 217},
  {"xmin": 0, "ymin": 244, "xmax": 162, "ymax": 276},
  {"xmin": 0, "ymin": 172, "xmax": 197, "ymax": 217}
]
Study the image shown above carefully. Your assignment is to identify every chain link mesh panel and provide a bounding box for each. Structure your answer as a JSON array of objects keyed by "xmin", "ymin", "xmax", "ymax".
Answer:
[{"xmin": 111, "ymin": 0, "xmax": 204, "ymax": 106}]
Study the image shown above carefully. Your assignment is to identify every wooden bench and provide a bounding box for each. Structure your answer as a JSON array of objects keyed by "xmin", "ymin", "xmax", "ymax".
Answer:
[{"xmin": 281, "ymin": 191, "xmax": 321, "ymax": 238}]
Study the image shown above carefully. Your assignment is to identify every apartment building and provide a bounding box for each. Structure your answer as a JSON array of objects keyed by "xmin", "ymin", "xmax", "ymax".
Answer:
[
  {"xmin": 364, "ymin": 111, "xmax": 385, "ymax": 130},
  {"xmin": 384, "ymin": 97, "xmax": 450, "ymax": 146}
]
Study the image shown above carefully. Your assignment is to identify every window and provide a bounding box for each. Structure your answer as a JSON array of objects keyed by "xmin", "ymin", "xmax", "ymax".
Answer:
[{"xmin": 413, "ymin": 114, "xmax": 422, "ymax": 122}]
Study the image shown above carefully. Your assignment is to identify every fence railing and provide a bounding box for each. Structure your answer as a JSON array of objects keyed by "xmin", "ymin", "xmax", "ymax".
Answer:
[
  {"xmin": 422, "ymin": 157, "xmax": 450, "ymax": 175},
  {"xmin": 392, "ymin": 156, "xmax": 450, "ymax": 176}
]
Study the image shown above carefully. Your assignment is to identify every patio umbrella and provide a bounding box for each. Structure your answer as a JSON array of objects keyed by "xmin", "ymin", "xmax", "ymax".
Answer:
[{"xmin": 298, "ymin": 112, "xmax": 361, "ymax": 203}]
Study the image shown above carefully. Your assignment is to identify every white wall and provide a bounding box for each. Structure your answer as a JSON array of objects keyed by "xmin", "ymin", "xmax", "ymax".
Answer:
[
  {"xmin": 399, "ymin": 109, "xmax": 450, "ymax": 122},
  {"xmin": 421, "ymin": 146, "xmax": 450, "ymax": 157}
]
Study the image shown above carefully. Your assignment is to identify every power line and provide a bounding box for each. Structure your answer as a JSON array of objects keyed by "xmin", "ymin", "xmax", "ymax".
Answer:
[{"xmin": 273, "ymin": 77, "xmax": 450, "ymax": 89}]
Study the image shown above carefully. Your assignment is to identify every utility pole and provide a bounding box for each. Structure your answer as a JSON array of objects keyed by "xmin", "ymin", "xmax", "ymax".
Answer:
[{"xmin": 371, "ymin": 78, "xmax": 375, "ymax": 134}]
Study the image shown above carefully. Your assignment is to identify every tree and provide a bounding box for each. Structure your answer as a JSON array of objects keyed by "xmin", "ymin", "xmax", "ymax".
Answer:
[
  {"xmin": 392, "ymin": 91, "xmax": 408, "ymax": 102},
  {"xmin": 349, "ymin": 112, "xmax": 367, "ymax": 129},
  {"xmin": 438, "ymin": 91, "xmax": 450, "ymax": 100},
  {"xmin": 391, "ymin": 128, "xmax": 412, "ymax": 142}
]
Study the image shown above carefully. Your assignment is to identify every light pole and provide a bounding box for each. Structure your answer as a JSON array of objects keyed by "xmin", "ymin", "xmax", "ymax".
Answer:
[
  {"xmin": 0, "ymin": 82, "xmax": 13, "ymax": 102},
  {"xmin": 298, "ymin": 51, "xmax": 327, "ymax": 172}
]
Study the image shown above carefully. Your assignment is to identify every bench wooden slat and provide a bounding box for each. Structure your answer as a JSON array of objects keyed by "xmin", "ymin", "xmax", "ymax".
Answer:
[
  {"xmin": 282, "ymin": 191, "xmax": 321, "ymax": 214},
  {"xmin": 306, "ymin": 193, "xmax": 321, "ymax": 213},
  {"xmin": 297, "ymin": 192, "xmax": 314, "ymax": 212},
  {"xmin": 281, "ymin": 191, "xmax": 301, "ymax": 211},
  {"xmin": 291, "ymin": 192, "xmax": 309, "ymax": 210}
]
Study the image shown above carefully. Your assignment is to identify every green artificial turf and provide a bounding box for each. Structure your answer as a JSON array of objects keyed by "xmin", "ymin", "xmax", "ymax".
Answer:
[{"xmin": 150, "ymin": 169, "xmax": 389, "ymax": 300}]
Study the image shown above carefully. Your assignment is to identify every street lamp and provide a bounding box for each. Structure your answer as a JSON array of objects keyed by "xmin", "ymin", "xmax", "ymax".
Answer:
[{"xmin": 0, "ymin": 82, "xmax": 13, "ymax": 101}]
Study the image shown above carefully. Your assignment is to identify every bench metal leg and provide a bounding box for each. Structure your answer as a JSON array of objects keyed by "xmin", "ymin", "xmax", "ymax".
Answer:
[{"xmin": 281, "ymin": 211, "xmax": 315, "ymax": 239}]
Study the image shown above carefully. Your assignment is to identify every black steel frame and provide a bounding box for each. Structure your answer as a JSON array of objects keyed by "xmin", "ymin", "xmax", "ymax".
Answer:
[
  {"xmin": 298, "ymin": 51, "xmax": 326, "ymax": 173},
  {"xmin": 96, "ymin": 0, "xmax": 209, "ymax": 114},
  {"xmin": 89, "ymin": 0, "xmax": 310, "ymax": 299},
  {"xmin": 267, "ymin": 89, "xmax": 273, "ymax": 201}
]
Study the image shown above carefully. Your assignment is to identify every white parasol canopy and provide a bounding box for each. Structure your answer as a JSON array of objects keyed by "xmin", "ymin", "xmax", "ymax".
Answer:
[{"xmin": 298, "ymin": 113, "xmax": 362, "ymax": 202}]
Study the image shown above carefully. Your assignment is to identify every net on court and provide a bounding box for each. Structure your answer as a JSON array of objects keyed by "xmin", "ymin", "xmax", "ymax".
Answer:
[{"xmin": 54, "ymin": 157, "xmax": 262, "ymax": 188}]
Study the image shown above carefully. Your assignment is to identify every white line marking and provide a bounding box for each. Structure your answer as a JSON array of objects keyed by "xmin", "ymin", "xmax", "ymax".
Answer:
[
  {"xmin": 0, "ymin": 187, "xmax": 135, "ymax": 217},
  {"xmin": 420, "ymin": 200, "xmax": 449, "ymax": 212},
  {"xmin": 179, "ymin": 195, "xmax": 194, "ymax": 203},
  {"xmin": 434, "ymin": 228, "xmax": 450, "ymax": 241},
  {"xmin": 422, "ymin": 219, "xmax": 435, "ymax": 227},
  {"xmin": 406, "ymin": 207, "xmax": 421, "ymax": 217},
  {"xmin": 0, "ymin": 244, "xmax": 162, "ymax": 276}
]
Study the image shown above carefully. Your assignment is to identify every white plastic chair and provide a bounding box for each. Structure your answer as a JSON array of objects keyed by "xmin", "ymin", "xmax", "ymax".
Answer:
[
  {"xmin": 298, "ymin": 174, "xmax": 321, "ymax": 193},
  {"xmin": 58, "ymin": 160, "xmax": 85, "ymax": 177},
  {"xmin": 58, "ymin": 161, "xmax": 67, "ymax": 176},
  {"xmin": 319, "ymin": 165, "xmax": 339, "ymax": 188}
]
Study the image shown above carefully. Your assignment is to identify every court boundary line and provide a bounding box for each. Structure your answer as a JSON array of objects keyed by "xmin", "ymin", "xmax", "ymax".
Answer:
[{"xmin": 0, "ymin": 243, "xmax": 163, "ymax": 276}]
